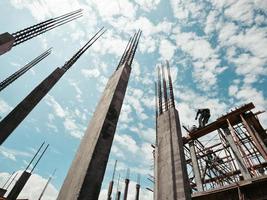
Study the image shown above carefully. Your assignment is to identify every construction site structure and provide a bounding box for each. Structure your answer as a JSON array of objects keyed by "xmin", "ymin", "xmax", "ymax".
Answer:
[
  {"xmin": 0, "ymin": 9, "xmax": 82, "ymax": 55},
  {"xmin": 107, "ymin": 160, "xmax": 117, "ymax": 200},
  {"xmin": 0, "ymin": 142, "xmax": 49, "ymax": 200},
  {"xmin": 182, "ymin": 102, "xmax": 267, "ymax": 200},
  {"xmin": 0, "ymin": 48, "xmax": 52, "ymax": 92},
  {"xmin": 0, "ymin": 28, "xmax": 105, "ymax": 145},
  {"xmin": 135, "ymin": 174, "xmax": 141, "ymax": 200},
  {"xmin": 38, "ymin": 168, "xmax": 56, "ymax": 200},
  {"xmin": 154, "ymin": 61, "xmax": 191, "ymax": 200},
  {"xmin": 123, "ymin": 169, "xmax": 130, "ymax": 200},
  {"xmin": 56, "ymin": 30, "xmax": 141, "ymax": 200}
]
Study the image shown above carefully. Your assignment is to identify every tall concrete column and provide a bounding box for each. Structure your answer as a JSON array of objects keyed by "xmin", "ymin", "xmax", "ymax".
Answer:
[
  {"xmin": 6, "ymin": 171, "xmax": 31, "ymax": 200},
  {"xmin": 221, "ymin": 128, "xmax": 251, "ymax": 180},
  {"xmin": 189, "ymin": 140, "xmax": 203, "ymax": 192},
  {"xmin": 155, "ymin": 62, "xmax": 191, "ymax": 200},
  {"xmin": 57, "ymin": 31, "xmax": 141, "ymax": 200}
]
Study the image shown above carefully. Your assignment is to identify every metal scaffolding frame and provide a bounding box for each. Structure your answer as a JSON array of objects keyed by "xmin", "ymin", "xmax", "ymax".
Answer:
[{"xmin": 183, "ymin": 103, "xmax": 267, "ymax": 195}]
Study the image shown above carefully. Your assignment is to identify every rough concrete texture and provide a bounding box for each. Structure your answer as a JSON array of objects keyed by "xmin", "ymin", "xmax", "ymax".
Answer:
[
  {"xmin": 156, "ymin": 107, "xmax": 191, "ymax": 200},
  {"xmin": 0, "ymin": 68, "xmax": 65, "ymax": 145},
  {"xmin": 57, "ymin": 64, "xmax": 131, "ymax": 200},
  {"xmin": 0, "ymin": 32, "xmax": 15, "ymax": 55}
]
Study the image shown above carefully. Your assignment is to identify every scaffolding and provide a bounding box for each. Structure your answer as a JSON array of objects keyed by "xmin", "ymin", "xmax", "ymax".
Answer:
[{"xmin": 183, "ymin": 102, "xmax": 267, "ymax": 199}]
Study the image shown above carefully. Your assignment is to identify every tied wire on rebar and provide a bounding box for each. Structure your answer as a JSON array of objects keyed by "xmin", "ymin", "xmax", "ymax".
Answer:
[
  {"xmin": 62, "ymin": 27, "xmax": 106, "ymax": 71},
  {"xmin": 0, "ymin": 48, "xmax": 52, "ymax": 92},
  {"xmin": 12, "ymin": 9, "xmax": 83, "ymax": 47}
]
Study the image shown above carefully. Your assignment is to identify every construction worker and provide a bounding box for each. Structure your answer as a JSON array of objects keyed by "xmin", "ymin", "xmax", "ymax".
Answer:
[{"xmin": 195, "ymin": 108, "xmax": 210, "ymax": 128}]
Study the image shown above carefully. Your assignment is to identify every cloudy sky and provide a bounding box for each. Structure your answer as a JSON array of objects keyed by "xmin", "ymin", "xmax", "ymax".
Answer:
[{"xmin": 0, "ymin": 0, "xmax": 267, "ymax": 199}]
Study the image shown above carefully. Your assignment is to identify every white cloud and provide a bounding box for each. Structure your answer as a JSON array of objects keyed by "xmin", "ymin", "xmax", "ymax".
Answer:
[
  {"xmin": 86, "ymin": 0, "xmax": 137, "ymax": 20},
  {"xmin": 45, "ymin": 95, "xmax": 84, "ymax": 139},
  {"xmin": 10, "ymin": 0, "xmax": 83, "ymax": 21},
  {"xmin": 0, "ymin": 99, "xmax": 12, "ymax": 115},
  {"xmin": 45, "ymin": 95, "xmax": 66, "ymax": 118},
  {"xmin": 174, "ymin": 30, "xmax": 224, "ymax": 90},
  {"xmin": 159, "ymin": 39, "xmax": 176, "ymax": 60},
  {"xmin": 134, "ymin": 0, "xmax": 160, "ymax": 11},
  {"xmin": 114, "ymin": 134, "xmax": 139, "ymax": 154},
  {"xmin": 81, "ymin": 68, "xmax": 100, "ymax": 78},
  {"xmin": 0, "ymin": 146, "xmax": 32, "ymax": 161}
]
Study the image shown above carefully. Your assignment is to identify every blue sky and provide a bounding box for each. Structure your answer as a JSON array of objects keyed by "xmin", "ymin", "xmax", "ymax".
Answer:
[{"xmin": 0, "ymin": 0, "xmax": 267, "ymax": 199}]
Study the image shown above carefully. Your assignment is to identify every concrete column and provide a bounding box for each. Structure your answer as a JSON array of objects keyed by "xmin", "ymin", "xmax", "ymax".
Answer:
[
  {"xmin": 221, "ymin": 128, "xmax": 251, "ymax": 180},
  {"xmin": 135, "ymin": 184, "xmax": 140, "ymax": 200},
  {"xmin": 57, "ymin": 65, "xmax": 132, "ymax": 200},
  {"xmin": 0, "ymin": 68, "xmax": 65, "ymax": 145},
  {"xmin": 123, "ymin": 179, "xmax": 129, "ymax": 200},
  {"xmin": 0, "ymin": 32, "xmax": 15, "ymax": 55},
  {"xmin": 189, "ymin": 140, "xmax": 203, "ymax": 192},
  {"xmin": 0, "ymin": 188, "xmax": 7, "ymax": 197},
  {"xmin": 7, "ymin": 171, "xmax": 31, "ymax": 200},
  {"xmin": 156, "ymin": 107, "xmax": 191, "ymax": 200},
  {"xmin": 116, "ymin": 191, "xmax": 121, "ymax": 200},
  {"xmin": 107, "ymin": 181, "xmax": 114, "ymax": 200}
]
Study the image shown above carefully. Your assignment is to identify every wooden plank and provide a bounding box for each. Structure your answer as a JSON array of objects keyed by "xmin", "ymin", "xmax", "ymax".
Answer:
[{"xmin": 183, "ymin": 103, "xmax": 255, "ymax": 143}]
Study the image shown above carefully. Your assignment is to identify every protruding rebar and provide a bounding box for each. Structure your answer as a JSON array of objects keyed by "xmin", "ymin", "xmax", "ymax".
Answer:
[
  {"xmin": 135, "ymin": 174, "xmax": 141, "ymax": 200},
  {"xmin": 12, "ymin": 9, "xmax": 83, "ymax": 46},
  {"xmin": 161, "ymin": 64, "xmax": 168, "ymax": 111},
  {"xmin": 112, "ymin": 160, "xmax": 118, "ymax": 181},
  {"xmin": 2, "ymin": 171, "xmax": 15, "ymax": 189},
  {"xmin": 107, "ymin": 160, "xmax": 117, "ymax": 200},
  {"xmin": 31, "ymin": 144, "xmax": 49, "ymax": 173},
  {"xmin": 0, "ymin": 28, "xmax": 105, "ymax": 145},
  {"xmin": 157, "ymin": 66, "xmax": 163, "ymax": 114},
  {"xmin": 155, "ymin": 82, "xmax": 159, "ymax": 118},
  {"xmin": 166, "ymin": 60, "xmax": 175, "ymax": 108},
  {"xmin": 0, "ymin": 48, "xmax": 52, "ymax": 92},
  {"xmin": 25, "ymin": 142, "xmax": 45, "ymax": 171},
  {"xmin": 5, "ymin": 172, "xmax": 18, "ymax": 190},
  {"xmin": 117, "ymin": 37, "xmax": 132, "ymax": 70},
  {"xmin": 123, "ymin": 169, "xmax": 130, "ymax": 200},
  {"xmin": 123, "ymin": 33, "xmax": 137, "ymax": 66},
  {"xmin": 38, "ymin": 168, "xmax": 56, "ymax": 200},
  {"xmin": 115, "ymin": 174, "xmax": 121, "ymax": 200},
  {"xmin": 62, "ymin": 27, "xmax": 106, "ymax": 71},
  {"xmin": 128, "ymin": 30, "xmax": 142, "ymax": 66}
]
